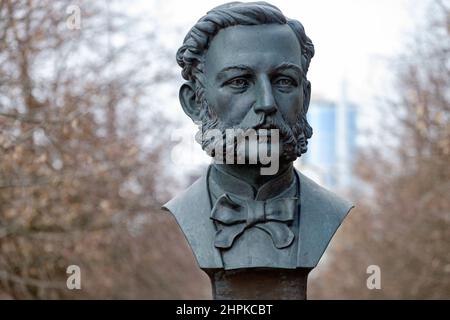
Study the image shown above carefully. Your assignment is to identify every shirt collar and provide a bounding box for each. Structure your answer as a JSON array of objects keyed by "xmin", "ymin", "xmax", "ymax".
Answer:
[{"xmin": 209, "ymin": 164, "xmax": 296, "ymax": 201}]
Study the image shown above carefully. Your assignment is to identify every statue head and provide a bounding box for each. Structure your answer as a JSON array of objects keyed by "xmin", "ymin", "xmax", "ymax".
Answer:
[{"xmin": 176, "ymin": 1, "xmax": 314, "ymax": 168}]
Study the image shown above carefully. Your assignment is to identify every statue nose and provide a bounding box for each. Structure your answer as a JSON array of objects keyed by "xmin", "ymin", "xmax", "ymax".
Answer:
[{"xmin": 254, "ymin": 77, "xmax": 276, "ymax": 115}]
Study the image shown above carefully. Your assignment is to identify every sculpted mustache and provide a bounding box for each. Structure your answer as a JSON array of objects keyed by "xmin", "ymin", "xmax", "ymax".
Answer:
[
  {"xmin": 237, "ymin": 109, "xmax": 294, "ymax": 138},
  {"xmin": 239, "ymin": 122, "xmax": 294, "ymax": 144},
  {"xmin": 199, "ymin": 101, "xmax": 298, "ymax": 148}
]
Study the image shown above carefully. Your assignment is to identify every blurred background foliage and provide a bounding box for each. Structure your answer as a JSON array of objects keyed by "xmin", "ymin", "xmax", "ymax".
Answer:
[
  {"xmin": 0, "ymin": 0, "xmax": 448, "ymax": 299},
  {"xmin": 0, "ymin": 0, "xmax": 209, "ymax": 299},
  {"xmin": 309, "ymin": 0, "xmax": 449, "ymax": 299}
]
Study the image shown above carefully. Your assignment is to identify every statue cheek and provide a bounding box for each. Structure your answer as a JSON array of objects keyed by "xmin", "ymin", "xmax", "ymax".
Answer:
[
  {"xmin": 215, "ymin": 93, "xmax": 254, "ymax": 123},
  {"xmin": 276, "ymin": 93, "xmax": 303, "ymax": 124}
]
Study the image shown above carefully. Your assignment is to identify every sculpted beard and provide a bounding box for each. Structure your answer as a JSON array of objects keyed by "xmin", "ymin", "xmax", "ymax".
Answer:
[{"xmin": 194, "ymin": 98, "xmax": 310, "ymax": 163}]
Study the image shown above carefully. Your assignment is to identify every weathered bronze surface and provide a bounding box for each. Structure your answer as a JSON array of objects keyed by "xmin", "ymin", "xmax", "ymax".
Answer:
[{"xmin": 163, "ymin": 1, "xmax": 354, "ymax": 299}]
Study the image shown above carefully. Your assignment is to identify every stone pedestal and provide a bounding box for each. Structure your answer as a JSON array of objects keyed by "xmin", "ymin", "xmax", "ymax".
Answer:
[{"xmin": 204, "ymin": 268, "xmax": 311, "ymax": 300}]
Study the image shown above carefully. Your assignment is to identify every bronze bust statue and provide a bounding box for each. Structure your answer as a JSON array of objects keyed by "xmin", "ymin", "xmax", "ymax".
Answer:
[{"xmin": 163, "ymin": 1, "xmax": 354, "ymax": 299}]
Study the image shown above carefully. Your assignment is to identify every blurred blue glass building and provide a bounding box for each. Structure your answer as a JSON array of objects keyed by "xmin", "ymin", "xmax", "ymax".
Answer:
[{"xmin": 299, "ymin": 98, "xmax": 357, "ymax": 189}]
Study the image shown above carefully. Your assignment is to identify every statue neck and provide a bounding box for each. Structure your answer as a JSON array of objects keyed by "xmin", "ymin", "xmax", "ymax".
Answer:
[{"xmin": 212, "ymin": 161, "xmax": 294, "ymax": 191}]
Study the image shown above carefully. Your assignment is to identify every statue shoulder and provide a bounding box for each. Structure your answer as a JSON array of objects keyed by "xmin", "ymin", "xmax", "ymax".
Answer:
[
  {"xmin": 296, "ymin": 170, "xmax": 354, "ymax": 221},
  {"xmin": 295, "ymin": 169, "xmax": 354, "ymax": 268},
  {"xmin": 161, "ymin": 171, "xmax": 224, "ymax": 268},
  {"xmin": 161, "ymin": 174, "xmax": 209, "ymax": 218}
]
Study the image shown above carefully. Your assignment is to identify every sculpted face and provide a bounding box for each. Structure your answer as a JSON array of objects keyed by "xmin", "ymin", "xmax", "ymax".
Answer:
[
  {"xmin": 196, "ymin": 24, "xmax": 309, "ymax": 166},
  {"xmin": 203, "ymin": 24, "xmax": 305, "ymax": 130},
  {"xmin": 178, "ymin": 22, "xmax": 312, "ymax": 168}
]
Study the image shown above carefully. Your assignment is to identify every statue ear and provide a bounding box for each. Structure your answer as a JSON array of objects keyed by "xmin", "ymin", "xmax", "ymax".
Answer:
[
  {"xmin": 179, "ymin": 81, "xmax": 202, "ymax": 122},
  {"xmin": 303, "ymin": 80, "xmax": 311, "ymax": 113}
]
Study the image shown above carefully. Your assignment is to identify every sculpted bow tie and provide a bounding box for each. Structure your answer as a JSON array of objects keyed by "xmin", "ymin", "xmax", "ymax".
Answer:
[{"xmin": 211, "ymin": 194, "xmax": 297, "ymax": 249}]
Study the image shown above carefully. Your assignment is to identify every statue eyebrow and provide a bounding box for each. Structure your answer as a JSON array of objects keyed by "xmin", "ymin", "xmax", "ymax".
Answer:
[
  {"xmin": 216, "ymin": 65, "xmax": 253, "ymax": 81},
  {"xmin": 273, "ymin": 62, "xmax": 303, "ymax": 76},
  {"xmin": 215, "ymin": 63, "xmax": 303, "ymax": 82}
]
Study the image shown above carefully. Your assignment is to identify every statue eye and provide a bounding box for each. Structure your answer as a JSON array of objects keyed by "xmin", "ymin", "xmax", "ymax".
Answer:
[
  {"xmin": 226, "ymin": 78, "xmax": 249, "ymax": 89},
  {"xmin": 275, "ymin": 77, "xmax": 296, "ymax": 87}
]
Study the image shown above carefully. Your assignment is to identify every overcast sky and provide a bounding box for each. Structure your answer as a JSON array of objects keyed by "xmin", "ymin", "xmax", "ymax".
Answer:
[
  {"xmin": 149, "ymin": 0, "xmax": 427, "ymax": 98},
  {"xmin": 133, "ymin": 0, "xmax": 431, "ymax": 175}
]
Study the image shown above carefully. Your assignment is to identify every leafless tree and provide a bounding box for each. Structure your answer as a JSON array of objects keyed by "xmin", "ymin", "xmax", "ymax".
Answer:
[
  {"xmin": 0, "ymin": 0, "xmax": 209, "ymax": 299},
  {"xmin": 309, "ymin": 1, "xmax": 450, "ymax": 299}
]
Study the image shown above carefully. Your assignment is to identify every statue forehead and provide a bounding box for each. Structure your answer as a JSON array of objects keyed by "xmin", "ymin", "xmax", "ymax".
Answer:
[{"xmin": 204, "ymin": 24, "xmax": 302, "ymax": 75}]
